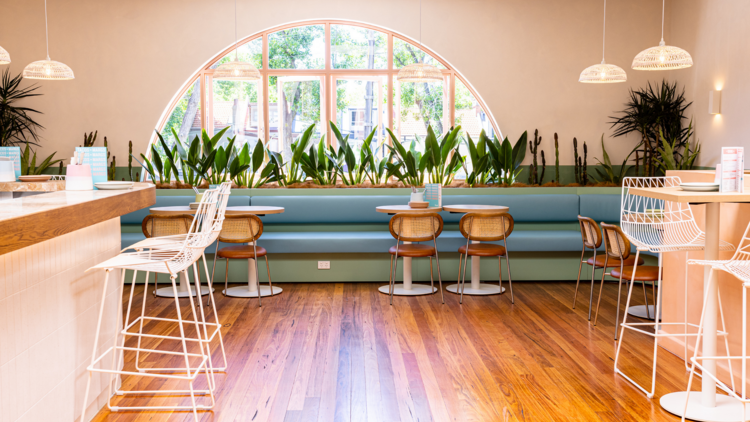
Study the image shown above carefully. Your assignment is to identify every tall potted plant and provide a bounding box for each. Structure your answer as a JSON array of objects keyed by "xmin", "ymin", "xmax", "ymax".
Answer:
[{"xmin": 609, "ymin": 80, "xmax": 694, "ymax": 176}]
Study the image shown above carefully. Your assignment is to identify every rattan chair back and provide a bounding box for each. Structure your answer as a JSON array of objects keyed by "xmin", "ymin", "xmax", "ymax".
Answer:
[
  {"xmin": 601, "ymin": 222, "xmax": 631, "ymax": 260},
  {"xmin": 389, "ymin": 213, "xmax": 443, "ymax": 242},
  {"xmin": 141, "ymin": 215, "xmax": 194, "ymax": 238},
  {"xmin": 218, "ymin": 214, "xmax": 264, "ymax": 243},
  {"xmin": 578, "ymin": 216, "xmax": 602, "ymax": 249},
  {"xmin": 459, "ymin": 212, "xmax": 514, "ymax": 241}
]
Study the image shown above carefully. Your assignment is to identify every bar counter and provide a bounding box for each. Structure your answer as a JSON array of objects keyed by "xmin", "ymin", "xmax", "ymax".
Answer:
[{"xmin": 0, "ymin": 183, "xmax": 155, "ymax": 421}]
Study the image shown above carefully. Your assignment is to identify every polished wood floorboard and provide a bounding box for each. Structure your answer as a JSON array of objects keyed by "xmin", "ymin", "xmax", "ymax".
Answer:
[{"xmin": 91, "ymin": 281, "xmax": 699, "ymax": 422}]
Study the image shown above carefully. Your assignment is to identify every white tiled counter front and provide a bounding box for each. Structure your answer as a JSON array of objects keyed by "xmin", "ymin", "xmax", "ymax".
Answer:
[
  {"xmin": 0, "ymin": 183, "xmax": 154, "ymax": 422},
  {"xmin": 0, "ymin": 219, "xmax": 122, "ymax": 422}
]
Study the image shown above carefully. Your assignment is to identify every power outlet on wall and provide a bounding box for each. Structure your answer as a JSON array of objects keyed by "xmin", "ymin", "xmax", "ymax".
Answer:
[{"xmin": 317, "ymin": 261, "xmax": 331, "ymax": 270}]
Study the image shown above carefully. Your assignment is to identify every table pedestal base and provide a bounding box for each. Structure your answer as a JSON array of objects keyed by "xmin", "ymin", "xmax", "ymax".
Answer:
[
  {"xmin": 224, "ymin": 285, "xmax": 282, "ymax": 298},
  {"xmin": 445, "ymin": 284, "xmax": 505, "ymax": 295},
  {"xmin": 378, "ymin": 284, "xmax": 437, "ymax": 296},
  {"xmin": 660, "ymin": 392, "xmax": 748, "ymax": 421},
  {"xmin": 627, "ymin": 305, "xmax": 657, "ymax": 320}
]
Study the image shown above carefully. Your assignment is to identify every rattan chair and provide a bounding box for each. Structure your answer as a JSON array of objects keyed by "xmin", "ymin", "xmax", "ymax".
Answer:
[
  {"xmin": 141, "ymin": 214, "xmax": 194, "ymax": 297},
  {"xmin": 215, "ymin": 214, "xmax": 271, "ymax": 307},
  {"xmin": 387, "ymin": 212, "xmax": 444, "ymax": 305},
  {"xmin": 594, "ymin": 223, "xmax": 658, "ymax": 339},
  {"xmin": 614, "ymin": 176, "xmax": 735, "ymax": 398},
  {"xmin": 457, "ymin": 212, "xmax": 514, "ymax": 304},
  {"xmin": 573, "ymin": 216, "xmax": 644, "ymax": 320}
]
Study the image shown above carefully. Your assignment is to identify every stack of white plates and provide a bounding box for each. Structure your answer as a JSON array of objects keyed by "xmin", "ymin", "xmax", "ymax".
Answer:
[
  {"xmin": 94, "ymin": 181, "xmax": 134, "ymax": 190},
  {"xmin": 680, "ymin": 182, "xmax": 720, "ymax": 192}
]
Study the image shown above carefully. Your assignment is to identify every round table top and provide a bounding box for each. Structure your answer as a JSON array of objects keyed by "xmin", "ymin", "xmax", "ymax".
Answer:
[
  {"xmin": 442, "ymin": 204, "xmax": 509, "ymax": 213},
  {"xmin": 150, "ymin": 206, "xmax": 285, "ymax": 215},
  {"xmin": 375, "ymin": 205, "xmax": 442, "ymax": 214}
]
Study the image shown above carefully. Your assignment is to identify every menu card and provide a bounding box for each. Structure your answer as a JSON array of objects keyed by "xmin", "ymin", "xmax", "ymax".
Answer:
[
  {"xmin": 0, "ymin": 147, "xmax": 21, "ymax": 179},
  {"xmin": 75, "ymin": 147, "xmax": 108, "ymax": 189},
  {"xmin": 425, "ymin": 183, "xmax": 442, "ymax": 207},
  {"xmin": 720, "ymin": 147, "xmax": 744, "ymax": 193}
]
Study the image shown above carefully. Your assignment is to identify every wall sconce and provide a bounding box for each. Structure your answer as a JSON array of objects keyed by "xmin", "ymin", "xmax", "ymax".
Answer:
[{"xmin": 709, "ymin": 90, "xmax": 722, "ymax": 114}]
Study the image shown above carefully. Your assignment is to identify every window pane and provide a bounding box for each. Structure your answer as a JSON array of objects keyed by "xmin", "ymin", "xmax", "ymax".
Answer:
[
  {"xmin": 330, "ymin": 25, "xmax": 387, "ymax": 69},
  {"xmin": 160, "ymin": 79, "xmax": 201, "ymax": 144},
  {"xmin": 268, "ymin": 75, "xmax": 323, "ymax": 161},
  {"xmin": 212, "ymin": 79, "xmax": 261, "ymax": 149},
  {"xmin": 335, "ymin": 77, "xmax": 388, "ymax": 158},
  {"xmin": 210, "ymin": 38, "xmax": 262, "ymax": 69},
  {"xmin": 454, "ymin": 79, "xmax": 495, "ymax": 140},
  {"xmin": 268, "ymin": 25, "xmax": 325, "ymax": 69},
  {"xmin": 393, "ymin": 38, "xmax": 446, "ymax": 69},
  {"xmin": 394, "ymin": 79, "xmax": 446, "ymax": 150}
]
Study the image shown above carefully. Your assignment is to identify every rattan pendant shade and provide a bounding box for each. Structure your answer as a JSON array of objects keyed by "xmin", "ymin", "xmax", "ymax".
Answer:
[
  {"xmin": 23, "ymin": 59, "xmax": 74, "ymax": 80},
  {"xmin": 23, "ymin": 0, "xmax": 74, "ymax": 81},
  {"xmin": 396, "ymin": 0, "xmax": 443, "ymax": 84},
  {"xmin": 632, "ymin": 0, "xmax": 692, "ymax": 71},
  {"xmin": 632, "ymin": 40, "xmax": 693, "ymax": 70},
  {"xmin": 0, "ymin": 46, "xmax": 10, "ymax": 65},
  {"xmin": 214, "ymin": 60, "xmax": 261, "ymax": 81},
  {"xmin": 579, "ymin": 60, "xmax": 627, "ymax": 83},
  {"xmin": 397, "ymin": 62, "xmax": 443, "ymax": 83},
  {"xmin": 579, "ymin": 0, "xmax": 626, "ymax": 84},
  {"xmin": 214, "ymin": 0, "xmax": 261, "ymax": 81}
]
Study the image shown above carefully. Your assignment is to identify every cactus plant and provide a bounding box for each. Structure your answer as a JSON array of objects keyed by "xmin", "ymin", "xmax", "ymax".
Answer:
[
  {"xmin": 128, "ymin": 140, "xmax": 134, "ymax": 181},
  {"xmin": 103, "ymin": 136, "xmax": 117, "ymax": 181},
  {"xmin": 58, "ymin": 160, "xmax": 64, "ymax": 175},
  {"xmin": 528, "ymin": 129, "xmax": 542, "ymax": 185},
  {"xmin": 83, "ymin": 131, "xmax": 97, "ymax": 147},
  {"xmin": 540, "ymin": 150, "xmax": 546, "ymax": 184},
  {"xmin": 554, "ymin": 133, "xmax": 559, "ymax": 183},
  {"xmin": 573, "ymin": 137, "xmax": 580, "ymax": 184},
  {"xmin": 582, "ymin": 142, "xmax": 589, "ymax": 185}
]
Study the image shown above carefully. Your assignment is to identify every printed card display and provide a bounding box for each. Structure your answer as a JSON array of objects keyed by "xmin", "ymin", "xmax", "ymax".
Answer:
[
  {"xmin": 425, "ymin": 183, "xmax": 442, "ymax": 207},
  {"xmin": 75, "ymin": 147, "xmax": 108, "ymax": 189},
  {"xmin": 0, "ymin": 147, "xmax": 21, "ymax": 180},
  {"xmin": 720, "ymin": 147, "xmax": 744, "ymax": 193}
]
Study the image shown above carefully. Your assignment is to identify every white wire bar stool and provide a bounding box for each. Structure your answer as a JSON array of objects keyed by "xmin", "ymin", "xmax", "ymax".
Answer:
[
  {"xmin": 78, "ymin": 187, "xmax": 224, "ymax": 422},
  {"xmin": 388, "ymin": 212, "xmax": 445, "ymax": 305},
  {"xmin": 572, "ymin": 216, "xmax": 645, "ymax": 320},
  {"xmin": 681, "ymin": 222, "xmax": 750, "ymax": 421},
  {"xmin": 457, "ymin": 212, "xmax": 514, "ymax": 304},
  {"xmin": 123, "ymin": 182, "xmax": 232, "ymax": 377},
  {"xmin": 614, "ymin": 176, "xmax": 735, "ymax": 398}
]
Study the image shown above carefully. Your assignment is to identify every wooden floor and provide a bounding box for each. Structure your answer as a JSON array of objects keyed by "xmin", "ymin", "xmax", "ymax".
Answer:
[{"xmin": 91, "ymin": 281, "xmax": 699, "ymax": 422}]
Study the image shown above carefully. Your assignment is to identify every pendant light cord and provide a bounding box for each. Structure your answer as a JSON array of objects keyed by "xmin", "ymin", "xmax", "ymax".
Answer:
[
  {"xmin": 419, "ymin": 0, "xmax": 422, "ymax": 46},
  {"xmin": 661, "ymin": 0, "xmax": 665, "ymax": 42},
  {"xmin": 44, "ymin": 0, "xmax": 50, "ymax": 60},
  {"xmin": 601, "ymin": 0, "xmax": 606, "ymax": 62}
]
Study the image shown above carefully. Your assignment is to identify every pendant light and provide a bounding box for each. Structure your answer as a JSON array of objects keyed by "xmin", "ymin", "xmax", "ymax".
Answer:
[
  {"xmin": 213, "ymin": 0, "xmax": 260, "ymax": 81},
  {"xmin": 0, "ymin": 46, "xmax": 9, "ymax": 65},
  {"xmin": 632, "ymin": 0, "xmax": 692, "ymax": 70},
  {"xmin": 23, "ymin": 0, "xmax": 74, "ymax": 80},
  {"xmin": 579, "ymin": 0, "xmax": 627, "ymax": 83},
  {"xmin": 397, "ymin": 0, "xmax": 443, "ymax": 83}
]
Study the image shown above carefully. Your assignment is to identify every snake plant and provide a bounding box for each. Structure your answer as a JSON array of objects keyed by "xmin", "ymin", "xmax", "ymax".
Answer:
[
  {"xmin": 385, "ymin": 128, "xmax": 426, "ymax": 187},
  {"xmin": 463, "ymin": 131, "xmax": 491, "ymax": 186},
  {"xmin": 487, "ymin": 131, "xmax": 527, "ymax": 185},
  {"xmin": 424, "ymin": 125, "xmax": 463, "ymax": 186}
]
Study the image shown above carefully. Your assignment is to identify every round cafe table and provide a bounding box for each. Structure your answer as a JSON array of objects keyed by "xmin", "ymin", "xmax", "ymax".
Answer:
[
  {"xmin": 442, "ymin": 205, "xmax": 510, "ymax": 295},
  {"xmin": 376, "ymin": 205, "xmax": 442, "ymax": 296},
  {"xmin": 149, "ymin": 205, "xmax": 285, "ymax": 298}
]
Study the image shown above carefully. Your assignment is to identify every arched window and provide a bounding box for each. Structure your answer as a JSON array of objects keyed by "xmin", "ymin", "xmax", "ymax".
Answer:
[{"xmin": 154, "ymin": 20, "xmax": 499, "ymax": 167}]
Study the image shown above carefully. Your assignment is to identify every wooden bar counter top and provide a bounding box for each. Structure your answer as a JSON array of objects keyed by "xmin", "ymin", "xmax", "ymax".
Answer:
[{"xmin": 0, "ymin": 183, "xmax": 155, "ymax": 422}]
